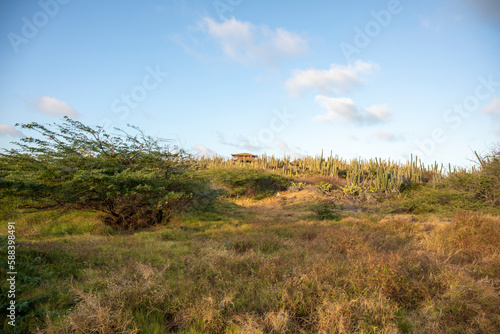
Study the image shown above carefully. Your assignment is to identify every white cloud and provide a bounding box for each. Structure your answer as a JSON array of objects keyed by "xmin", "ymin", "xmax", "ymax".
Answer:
[
  {"xmin": 170, "ymin": 33, "xmax": 207, "ymax": 61},
  {"xmin": 481, "ymin": 96, "xmax": 500, "ymax": 114},
  {"xmin": 0, "ymin": 124, "xmax": 24, "ymax": 137},
  {"xmin": 365, "ymin": 104, "xmax": 391, "ymax": 120},
  {"xmin": 374, "ymin": 131, "xmax": 406, "ymax": 142},
  {"xmin": 272, "ymin": 28, "xmax": 307, "ymax": 55},
  {"xmin": 193, "ymin": 145, "xmax": 217, "ymax": 157},
  {"xmin": 218, "ymin": 132, "xmax": 306, "ymax": 156},
  {"xmin": 286, "ymin": 60, "xmax": 378, "ymax": 96},
  {"xmin": 277, "ymin": 139, "xmax": 305, "ymax": 158},
  {"xmin": 480, "ymin": 97, "xmax": 500, "ymax": 135},
  {"xmin": 200, "ymin": 17, "xmax": 308, "ymax": 64},
  {"xmin": 217, "ymin": 131, "xmax": 268, "ymax": 152},
  {"xmin": 314, "ymin": 95, "xmax": 390, "ymax": 125},
  {"xmin": 29, "ymin": 96, "xmax": 78, "ymax": 118}
]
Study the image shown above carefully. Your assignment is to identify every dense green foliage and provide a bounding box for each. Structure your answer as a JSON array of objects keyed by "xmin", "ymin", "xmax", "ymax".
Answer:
[
  {"xmin": 0, "ymin": 118, "xmax": 215, "ymax": 229},
  {"xmin": 309, "ymin": 200, "xmax": 342, "ymax": 220},
  {"xmin": 389, "ymin": 148, "xmax": 500, "ymax": 215},
  {"xmin": 206, "ymin": 167, "xmax": 292, "ymax": 198},
  {"xmin": 447, "ymin": 149, "xmax": 500, "ymax": 206}
]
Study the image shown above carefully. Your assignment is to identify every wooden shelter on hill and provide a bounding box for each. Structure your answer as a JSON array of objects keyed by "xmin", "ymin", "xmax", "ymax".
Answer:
[{"xmin": 231, "ymin": 153, "xmax": 258, "ymax": 162}]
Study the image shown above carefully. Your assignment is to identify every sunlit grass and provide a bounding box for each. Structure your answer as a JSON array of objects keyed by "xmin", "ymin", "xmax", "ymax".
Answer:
[{"xmin": 2, "ymin": 164, "xmax": 500, "ymax": 333}]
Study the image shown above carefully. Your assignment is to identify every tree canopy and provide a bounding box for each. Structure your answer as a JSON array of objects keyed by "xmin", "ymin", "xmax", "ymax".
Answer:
[{"xmin": 0, "ymin": 117, "xmax": 213, "ymax": 229}]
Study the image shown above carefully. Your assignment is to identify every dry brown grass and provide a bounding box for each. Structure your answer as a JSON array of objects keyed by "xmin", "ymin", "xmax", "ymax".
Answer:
[
  {"xmin": 54, "ymin": 289, "xmax": 138, "ymax": 334},
  {"xmin": 43, "ymin": 262, "xmax": 172, "ymax": 333},
  {"xmin": 17, "ymin": 191, "xmax": 500, "ymax": 333},
  {"xmin": 427, "ymin": 211, "xmax": 500, "ymax": 262},
  {"xmin": 315, "ymin": 291, "xmax": 400, "ymax": 333}
]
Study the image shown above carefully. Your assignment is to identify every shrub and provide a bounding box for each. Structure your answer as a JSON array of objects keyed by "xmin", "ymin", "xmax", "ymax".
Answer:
[
  {"xmin": 0, "ymin": 118, "xmax": 214, "ymax": 229},
  {"xmin": 395, "ymin": 183, "xmax": 485, "ymax": 214},
  {"xmin": 341, "ymin": 184, "xmax": 367, "ymax": 197},
  {"xmin": 309, "ymin": 201, "xmax": 341, "ymax": 221},
  {"xmin": 289, "ymin": 181, "xmax": 306, "ymax": 191},
  {"xmin": 315, "ymin": 181, "xmax": 333, "ymax": 193},
  {"xmin": 207, "ymin": 168, "xmax": 291, "ymax": 198},
  {"xmin": 447, "ymin": 149, "xmax": 500, "ymax": 206}
]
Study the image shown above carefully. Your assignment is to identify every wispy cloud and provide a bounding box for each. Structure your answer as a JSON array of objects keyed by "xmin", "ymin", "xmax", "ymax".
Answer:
[
  {"xmin": 29, "ymin": 96, "xmax": 78, "ymax": 118},
  {"xmin": 199, "ymin": 17, "xmax": 308, "ymax": 64},
  {"xmin": 277, "ymin": 139, "xmax": 305, "ymax": 158},
  {"xmin": 0, "ymin": 124, "xmax": 24, "ymax": 138},
  {"xmin": 217, "ymin": 132, "xmax": 305, "ymax": 156},
  {"xmin": 480, "ymin": 97, "xmax": 500, "ymax": 135},
  {"xmin": 217, "ymin": 131, "xmax": 268, "ymax": 152},
  {"xmin": 193, "ymin": 145, "xmax": 217, "ymax": 157},
  {"xmin": 286, "ymin": 60, "xmax": 378, "ymax": 96},
  {"xmin": 374, "ymin": 131, "xmax": 406, "ymax": 142},
  {"xmin": 170, "ymin": 33, "xmax": 207, "ymax": 61},
  {"xmin": 314, "ymin": 96, "xmax": 390, "ymax": 125},
  {"xmin": 481, "ymin": 96, "xmax": 500, "ymax": 114}
]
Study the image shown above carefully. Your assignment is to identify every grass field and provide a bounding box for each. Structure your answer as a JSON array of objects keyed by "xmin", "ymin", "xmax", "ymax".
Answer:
[{"xmin": 1, "ymin": 154, "xmax": 500, "ymax": 333}]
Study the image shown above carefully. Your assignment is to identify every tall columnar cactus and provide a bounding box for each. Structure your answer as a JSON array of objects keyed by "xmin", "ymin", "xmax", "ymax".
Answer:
[{"xmin": 193, "ymin": 150, "xmax": 438, "ymax": 193}]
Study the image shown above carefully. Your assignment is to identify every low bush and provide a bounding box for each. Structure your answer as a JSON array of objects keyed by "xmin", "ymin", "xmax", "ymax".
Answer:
[
  {"xmin": 393, "ymin": 183, "xmax": 486, "ymax": 214},
  {"xmin": 447, "ymin": 149, "xmax": 500, "ymax": 206},
  {"xmin": 309, "ymin": 201, "xmax": 342, "ymax": 221},
  {"xmin": 206, "ymin": 168, "xmax": 291, "ymax": 198},
  {"xmin": 315, "ymin": 181, "xmax": 334, "ymax": 193}
]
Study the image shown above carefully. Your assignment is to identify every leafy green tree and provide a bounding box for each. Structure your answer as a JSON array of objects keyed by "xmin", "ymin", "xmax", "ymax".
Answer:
[{"xmin": 0, "ymin": 117, "xmax": 212, "ymax": 229}]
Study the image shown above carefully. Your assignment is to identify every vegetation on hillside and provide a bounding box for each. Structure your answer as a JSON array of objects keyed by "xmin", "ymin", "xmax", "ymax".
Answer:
[
  {"xmin": 196, "ymin": 150, "xmax": 446, "ymax": 193},
  {"xmin": 0, "ymin": 118, "xmax": 216, "ymax": 229},
  {"xmin": 0, "ymin": 119, "xmax": 499, "ymax": 333}
]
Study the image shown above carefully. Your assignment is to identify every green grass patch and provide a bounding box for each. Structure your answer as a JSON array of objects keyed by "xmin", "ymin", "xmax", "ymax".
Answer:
[
  {"xmin": 389, "ymin": 183, "xmax": 494, "ymax": 215},
  {"xmin": 205, "ymin": 167, "xmax": 291, "ymax": 198},
  {"xmin": 309, "ymin": 201, "xmax": 342, "ymax": 221}
]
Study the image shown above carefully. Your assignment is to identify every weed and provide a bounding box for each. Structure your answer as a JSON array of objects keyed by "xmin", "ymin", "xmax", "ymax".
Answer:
[
  {"xmin": 316, "ymin": 181, "xmax": 334, "ymax": 193},
  {"xmin": 309, "ymin": 201, "xmax": 342, "ymax": 221}
]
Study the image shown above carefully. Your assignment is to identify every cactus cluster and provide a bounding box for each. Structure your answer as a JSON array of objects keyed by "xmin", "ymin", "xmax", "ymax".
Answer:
[{"xmin": 194, "ymin": 151, "xmax": 446, "ymax": 193}]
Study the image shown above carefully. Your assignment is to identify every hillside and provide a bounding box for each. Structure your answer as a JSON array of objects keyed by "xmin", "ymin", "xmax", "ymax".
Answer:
[
  {"xmin": 1, "ymin": 120, "xmax": 499, "ymax": 333},
  {"xmin": 1, "ymin": 159, "xmax": 500, "ymax": 333}
]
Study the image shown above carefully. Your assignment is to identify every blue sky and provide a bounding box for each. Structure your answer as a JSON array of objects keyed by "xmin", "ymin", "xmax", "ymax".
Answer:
[{"xmin": 1, "ymin": 0, "xmax": 499, "ymax": 167}]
